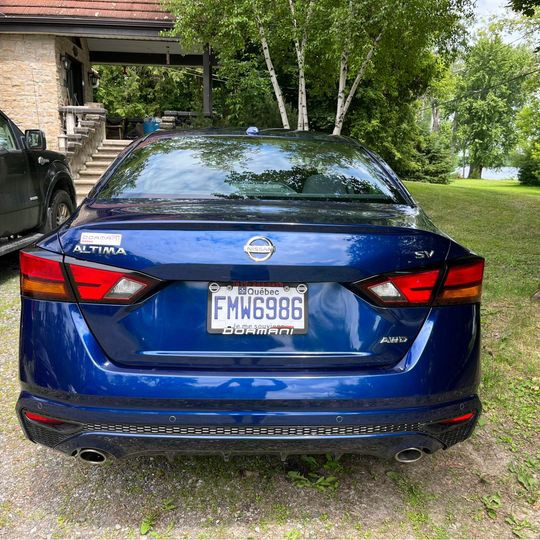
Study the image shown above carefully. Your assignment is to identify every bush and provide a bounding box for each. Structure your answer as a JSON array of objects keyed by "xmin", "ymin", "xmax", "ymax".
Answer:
[
  {"xmin": 517, "ymin": 141, "xmax": 540, "ymax": 186},
  {"xmin": 406, "ymin": 131, "xmax": 456, "ymax": 184}
]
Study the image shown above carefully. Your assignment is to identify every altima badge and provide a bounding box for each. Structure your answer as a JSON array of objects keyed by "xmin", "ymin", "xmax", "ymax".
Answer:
[{"xmin": 243, "ymin": 236, "xmax": 275, "ymax": 262}]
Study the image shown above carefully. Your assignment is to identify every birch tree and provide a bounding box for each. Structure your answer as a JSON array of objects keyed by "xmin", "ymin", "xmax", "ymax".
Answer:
[
  {"xmin": 287, "ymin": 0, "xmax": 315, "ymax": 130},
  {"xmin": 328, "ymin": 0, "xmax": 473, "ymax": 135},
  {"xmin": 167, "ymin": 0, "xmax": 291, "ymax": 128}
]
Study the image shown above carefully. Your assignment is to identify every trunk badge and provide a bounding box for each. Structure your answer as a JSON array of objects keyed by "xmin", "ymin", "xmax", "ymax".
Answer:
[{"xmin": 243, "ymin": 236, "xmax": 275, "ymax": 262}]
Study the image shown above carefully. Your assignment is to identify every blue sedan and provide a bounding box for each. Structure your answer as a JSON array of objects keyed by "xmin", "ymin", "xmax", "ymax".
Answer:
[{"xmin": 17, "ymin": 129, "xmax": 483, "ymax": 464}]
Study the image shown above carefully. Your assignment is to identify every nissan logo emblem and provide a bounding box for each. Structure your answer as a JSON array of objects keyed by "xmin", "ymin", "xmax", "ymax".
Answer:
[{"xmin": 243, "ymin": 236, "xmax": 276, "ymax": 262}]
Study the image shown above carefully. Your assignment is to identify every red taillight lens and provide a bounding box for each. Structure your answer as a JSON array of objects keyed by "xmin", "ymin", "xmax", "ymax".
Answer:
[
  {"xmin": 364, "ymin": 269, "xmax": 440, "ymax": 306},
  {"xmin": 355, "ymin": 257, "xmax": 484, "ymax": 307},
  {"xmin": 24, "ymin": 411, "xmax": 65, "ymax": 425},
  {"xmin": 67, "ymin": 263, "xmax": 158, "ymax": 303},
  {"xmin": 20, "ymin": 251, "xmax": 73, "ymax": 301},
  {"xmin": 437, "ymin": 412, "xmax": 475, "ymax": 425},
  {"xmin": 435, "ymin": 259, "xmax": 484, "ymax": 305}
]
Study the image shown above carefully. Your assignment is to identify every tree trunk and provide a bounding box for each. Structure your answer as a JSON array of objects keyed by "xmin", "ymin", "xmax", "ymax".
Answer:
[
  {"xmin": 332, "ymin": 32, "xmax": 383, "ymax": 136},
  {"xmin": 431, "ymin": 100, "xmax": 440, "ymax": 132},
  {"xmin": 257, "ymin": 24, "xmax": 290, "ymax": 129},
  {"xmin": 334, "ymin": 48, "xmax": 349, "ymax": 133},
  {"xmin": 468, "ymin": 163, "xmax": 483, "ymax": 179},
  {"xmin": 288, "ymin": 0, "xmax": 312, "ymax": 131}
]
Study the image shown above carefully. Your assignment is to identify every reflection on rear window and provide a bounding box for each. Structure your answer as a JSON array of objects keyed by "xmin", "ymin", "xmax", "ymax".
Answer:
[{"xmin": 97, "ymin": 136, "xmax": 405, "ymax": 204}]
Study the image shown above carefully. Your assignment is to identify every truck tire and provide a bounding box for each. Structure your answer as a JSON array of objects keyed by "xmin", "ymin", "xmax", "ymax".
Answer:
[{"xmin": 40, "ymin": 190, "xmax": 74, "ymax": 233}]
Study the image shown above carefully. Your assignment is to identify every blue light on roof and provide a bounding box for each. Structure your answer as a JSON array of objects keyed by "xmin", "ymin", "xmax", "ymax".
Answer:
[{"xmin": 246, "ymin": 126, "xmax": 259, "ymax": 135}]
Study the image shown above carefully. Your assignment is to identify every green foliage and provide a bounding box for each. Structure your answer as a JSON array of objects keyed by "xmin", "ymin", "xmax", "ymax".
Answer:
[
  {"xmin": 452, "ymin": 34, "xmax": 535, "ymax": 176},
  {"xmin": 516, "ymin": 97, "xmax": 540, "ymax": 185},
  {"xmin": 94, "ymin": 65, "xmax": 202, "ymax": 117},
  {"xmin": 481, "ymin": 493, "xmax": 502, "ymax": 519},
  {"xmin": 509, "ymin": 0, "xmax": 540, "ymax": 17},
  {"xmin": 347, "ymin": 66, "xmax": 456, "ymax": 185},
  {"xmin": 286, "ymin": 455, "xmax": 340, "ymax": 492},
  {"xmin": 518, "ymin": 142, "xmax": 540, "ymax": 185}
]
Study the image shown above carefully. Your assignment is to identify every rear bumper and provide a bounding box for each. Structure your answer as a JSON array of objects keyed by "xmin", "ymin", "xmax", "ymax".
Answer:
[
  {"xmin": 18, "ymin": 299, "xmax": 482, "ymax": 459},
  {"xmin": 16, "ymin": 391, "xmax": 480, "ymax": 459}
]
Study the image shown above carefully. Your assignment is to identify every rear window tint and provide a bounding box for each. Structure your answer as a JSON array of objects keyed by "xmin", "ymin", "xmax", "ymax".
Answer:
[{"xmin": 97, "ymin": 136, "xmax": 405, "ymax": 204}]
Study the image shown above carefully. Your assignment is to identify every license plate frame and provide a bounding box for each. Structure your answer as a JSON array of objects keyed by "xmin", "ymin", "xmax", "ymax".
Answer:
[{"xmin": 207, "ymin": 282, "xmax": 308, "ymax": 335}]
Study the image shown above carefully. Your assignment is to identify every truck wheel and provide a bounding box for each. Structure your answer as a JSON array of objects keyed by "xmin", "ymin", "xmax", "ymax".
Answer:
[{"xmin": 40, "ymin": 190, "xmax": 74, "ymax": 233}]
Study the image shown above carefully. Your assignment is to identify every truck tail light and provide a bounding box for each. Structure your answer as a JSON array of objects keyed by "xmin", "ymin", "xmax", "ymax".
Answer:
[
  {"xmin": 20, "ymin": 251, "xmax": 74, "ymax": 301},
  {"xmin": 353, "ymin": 257, "xmax": 484, "ymax": 307}
]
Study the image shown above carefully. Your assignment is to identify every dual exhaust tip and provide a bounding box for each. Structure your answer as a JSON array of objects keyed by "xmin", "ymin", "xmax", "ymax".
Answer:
[{"xmin": 76, "ymin": 447, "xmax": 424, "ymax": 464}]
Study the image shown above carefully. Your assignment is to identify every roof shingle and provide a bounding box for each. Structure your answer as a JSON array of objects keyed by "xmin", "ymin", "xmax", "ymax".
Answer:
[{"xmin": 0, "ymin": 0, "xmax": 172, "ymax": 21}]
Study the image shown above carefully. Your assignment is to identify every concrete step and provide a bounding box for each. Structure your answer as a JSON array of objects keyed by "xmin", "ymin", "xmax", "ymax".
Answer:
[
  {"xmin": 75, "ymin": 178, "xmax": 100, "ymax": 187},
  {"xmin": 102, "ymin": 139, "xmax": 131, "ymax": 146},
  {"xmin": 90, "ymin": 153, "xmax": 118, "ymax": 160},
  {"xmin": 78, "ymin": 172, "xmax": 102, "ymax": 182},
  {"xmin": 83, "ymin": 161, "xmax": 109, "ymax": 170}
]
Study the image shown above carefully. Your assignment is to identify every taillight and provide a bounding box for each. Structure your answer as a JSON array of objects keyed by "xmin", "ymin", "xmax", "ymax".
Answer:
[
  {"xmin": 362, "ymin": 269, "xmax": 441, "ymax": 306},
  {"xmin": 67, "ymin": 262, "xmax": 159, "ymax": 304},
  {"xmin": 20, "ymin": 251, "xmax": 74, "ymax": 301},
  {"xmin": 435, "ymin": 259, "xmax": 484, "ymax": 305},
  {"xmin": 355, "ymin": 257, "xmax": 484, "ymax": 307}
]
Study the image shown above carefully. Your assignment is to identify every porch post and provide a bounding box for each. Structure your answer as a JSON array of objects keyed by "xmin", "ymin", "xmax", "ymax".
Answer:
[{"xmin": 203, "ymin": 45, "xmax": 212, "ymax": 117}]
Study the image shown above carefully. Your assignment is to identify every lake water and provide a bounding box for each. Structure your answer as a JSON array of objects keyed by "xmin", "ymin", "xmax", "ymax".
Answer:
[{"xmin": 456, "ymin": 166, "xmax": 519, "ymax": 180}]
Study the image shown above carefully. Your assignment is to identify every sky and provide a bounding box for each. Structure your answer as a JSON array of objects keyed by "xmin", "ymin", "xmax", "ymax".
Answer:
[{"xmin": 476, "ymin": 0, "xmax": 511, "ymax": 19}]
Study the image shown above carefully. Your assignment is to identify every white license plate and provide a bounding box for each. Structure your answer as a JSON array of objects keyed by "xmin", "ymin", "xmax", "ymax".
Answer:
[{"xmin": 207, "ymin": 282, "xmax": 308, "ymax": 335}]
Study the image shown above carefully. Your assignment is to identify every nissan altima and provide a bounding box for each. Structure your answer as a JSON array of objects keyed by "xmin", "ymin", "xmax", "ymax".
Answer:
[{"xmin": 17, "ymin": 129, "xmax": 484, "ymax": 464}]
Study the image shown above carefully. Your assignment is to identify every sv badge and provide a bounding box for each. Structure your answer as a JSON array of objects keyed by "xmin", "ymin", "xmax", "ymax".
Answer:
[{"xmin": 414, "ymin": 250, "xmax": 434, "ymax": 259}]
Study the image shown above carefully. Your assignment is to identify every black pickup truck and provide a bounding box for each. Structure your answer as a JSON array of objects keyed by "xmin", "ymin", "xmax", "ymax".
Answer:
[{"xmin": 0, "ymin": 111, "xmax": 75, "ymax": 256}]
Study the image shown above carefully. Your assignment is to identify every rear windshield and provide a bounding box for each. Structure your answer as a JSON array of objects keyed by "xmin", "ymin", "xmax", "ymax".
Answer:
[{"xmin": 96, "ymin": 136, "xmax": 405, "ymax": 204}]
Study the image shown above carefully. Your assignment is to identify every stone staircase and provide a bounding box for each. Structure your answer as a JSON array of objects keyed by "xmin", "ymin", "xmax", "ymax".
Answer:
[{"xmin": 75, "ymin": 140, "xmax": 131, "ymax": 203}]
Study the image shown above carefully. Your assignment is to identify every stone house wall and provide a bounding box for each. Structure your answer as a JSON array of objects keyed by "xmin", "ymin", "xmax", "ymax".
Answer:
[{"xmin": 0, "ymin": 34, "xmax": 93, "ymax": 151}]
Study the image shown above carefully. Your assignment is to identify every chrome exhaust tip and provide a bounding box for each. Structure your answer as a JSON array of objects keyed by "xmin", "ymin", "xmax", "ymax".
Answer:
[
  {"xmin": 394, "ymin": 448, "xmax": 424, "ymax": 463},
  {"xmin": 78, "ymin": 449, "xmax": 107, "ymax": 464}
]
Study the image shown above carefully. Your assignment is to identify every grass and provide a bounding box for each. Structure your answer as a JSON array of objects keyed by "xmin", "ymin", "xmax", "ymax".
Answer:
[
  {"xmin": 406, "ymin": 179, "xmax": 539, "ymax": 460},
  {"xmin": 448, "ymin": 178, "xmax": 540, "ymax": 197},
  {"xmin": 0, "ymin": 178, "xmax": 538, "ymax": 538}
]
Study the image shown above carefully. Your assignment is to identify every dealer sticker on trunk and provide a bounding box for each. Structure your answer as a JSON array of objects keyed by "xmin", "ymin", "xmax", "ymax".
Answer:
[
  {"xmin": 208, "ymin": 282, "xmax": 308, "ymax": 335},
  {"xmin": 80, "ymin": 232, "xmax": 123, "ymax": 246}
]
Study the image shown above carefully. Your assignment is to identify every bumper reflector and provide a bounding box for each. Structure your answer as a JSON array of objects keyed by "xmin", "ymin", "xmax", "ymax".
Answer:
[
  {"xmin": 24, "ymin": 411, "xmax": 65, "ymax": 425},
  {"xmin": 437, "ymin": 412, "xmax": 475, "ymax": 425}
]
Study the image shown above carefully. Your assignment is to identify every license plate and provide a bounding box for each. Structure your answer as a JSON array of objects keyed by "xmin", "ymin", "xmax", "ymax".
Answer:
[{"xmin": 207, "ymin": 282, "xmax": 308, "ymax": 335}]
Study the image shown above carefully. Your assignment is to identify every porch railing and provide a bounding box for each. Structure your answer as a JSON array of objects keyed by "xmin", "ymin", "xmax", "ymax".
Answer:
[{"xmin": 58, "ymin": 105, "xmax": 107, "ymax": 178}]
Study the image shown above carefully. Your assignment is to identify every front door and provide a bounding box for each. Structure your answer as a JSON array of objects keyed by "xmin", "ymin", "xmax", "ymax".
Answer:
[{"xmin": 0, "ymin": 115, "xmax": 38, "ymax": 236}]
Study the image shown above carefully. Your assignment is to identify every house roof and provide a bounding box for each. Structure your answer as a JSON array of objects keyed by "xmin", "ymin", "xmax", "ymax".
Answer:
[{"xmin": 0, "ymin": 0, "xmax": 172, "ymax": 21}]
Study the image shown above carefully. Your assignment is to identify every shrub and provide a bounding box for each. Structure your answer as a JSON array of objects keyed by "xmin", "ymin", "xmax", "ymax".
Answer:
[{"xmin": 517, "ymin": 141, "xmax": 540, "ymax": 186}]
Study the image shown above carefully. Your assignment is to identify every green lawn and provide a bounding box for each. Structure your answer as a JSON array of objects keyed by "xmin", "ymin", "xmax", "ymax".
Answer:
[
  {"xmin": 0, "ymin": 179, "xmax": 538, "ymax": 539},
  {"xmin": 447, "ymin": 178, "xmax": 540, "ymax": 197},
  {"xmin": 406, "ymin": 179, "xmax": 540, "ymax": 498}
]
